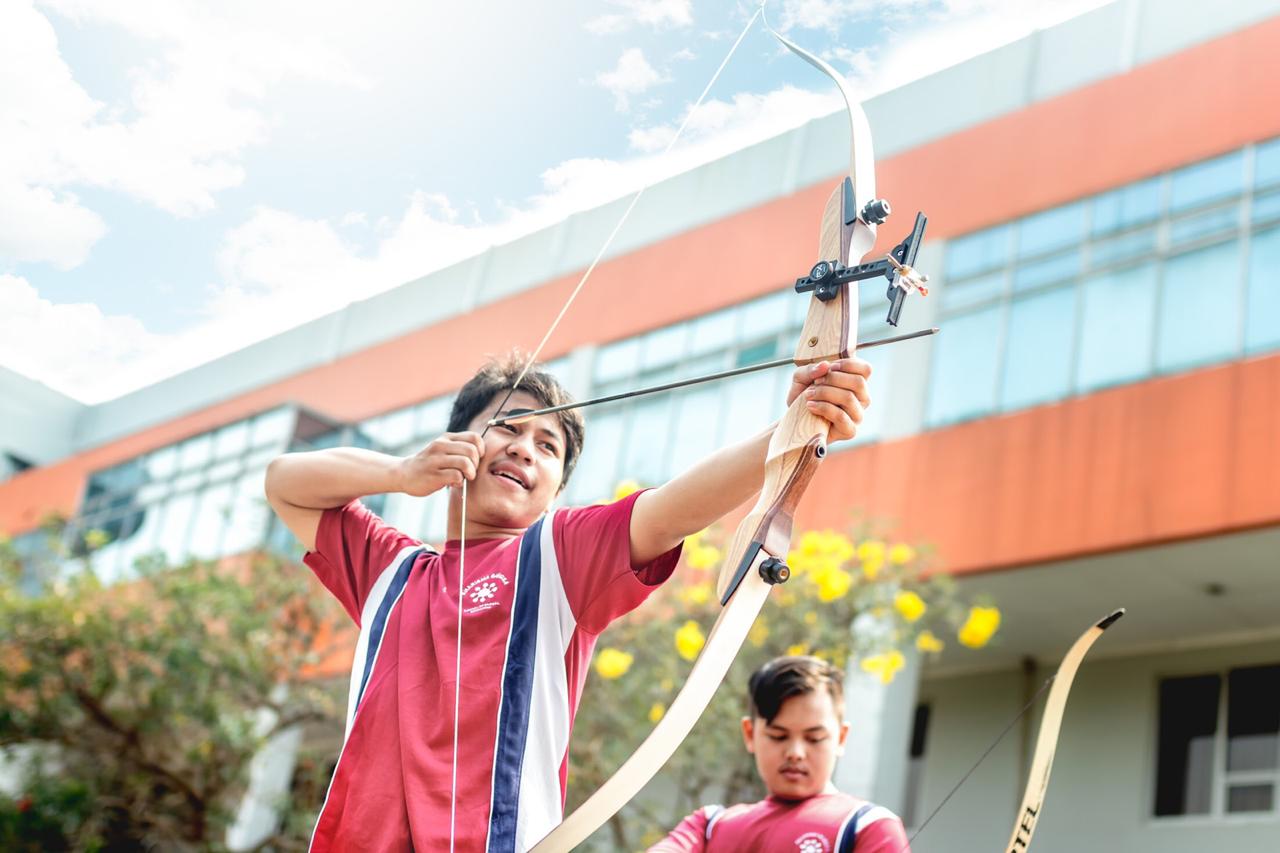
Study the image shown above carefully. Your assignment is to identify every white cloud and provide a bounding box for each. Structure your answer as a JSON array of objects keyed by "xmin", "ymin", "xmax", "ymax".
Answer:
[
  {"xmin": 587, "ymin": 0, "xmax": 693, "ymax": 34},
  {"xmin": 0, "ymin": 274, "xmax": 162, "ymax": 398},
  {"xmin": 596, "ymin": 48, "xmax": 667, "ymax": 111},
  {"xmin": 0, "ymin": 0, "xmax": 366, "ymax": 268},
  {"xmin": 3, "ymin": 0, "xmax": 1119, "ymax": 402}
]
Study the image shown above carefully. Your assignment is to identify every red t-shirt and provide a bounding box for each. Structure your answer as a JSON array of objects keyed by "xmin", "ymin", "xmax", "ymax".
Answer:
[
  {"xmin": 649, "ymin": 792, "xmax": 910, "ymax": 853},
  {"xmin": 303, "ymin": 492, "xmax": 679, "ymax": 852}
]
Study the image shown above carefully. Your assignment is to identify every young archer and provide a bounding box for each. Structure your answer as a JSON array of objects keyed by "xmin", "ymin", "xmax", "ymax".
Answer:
[
  {"xmin": 649, "ymin": 656, "xmax": 911, "ymax": 853},
  {"xmin": 265, "ymin": 354, "xmax": 871, "ymax": 851}
]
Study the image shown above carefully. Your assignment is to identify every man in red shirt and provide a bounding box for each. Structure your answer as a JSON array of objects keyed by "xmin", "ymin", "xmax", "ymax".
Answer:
[
  {"xmin": 650, "ymin": 656, "xmax": 910, "ymax": 853},
  {"xmin": 265, "ymin": 354, "xmax": 870, "ymax": 851}
]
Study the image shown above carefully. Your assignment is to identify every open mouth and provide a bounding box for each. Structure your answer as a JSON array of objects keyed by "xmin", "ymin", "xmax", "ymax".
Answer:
[{"xmin": 491, "ymin": 466, "xmax": 530, "ymax": 490}]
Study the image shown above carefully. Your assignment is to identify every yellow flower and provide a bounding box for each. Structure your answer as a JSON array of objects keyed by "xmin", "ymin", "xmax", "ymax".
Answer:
[
  {"xmin": 785, "ymin": 643, "xmax": 809, "ymax": 656},
  {"xmin": 648, "ymin": 702, "xmax": 665, "ymax": 723},
  {"xmin": 687, "ymin": 545, "xmax": 722, "ymax": 571},
  {"xmin": 889, "ymin": 543, "xmax": 916, "ymax": 565},
  {"xmin": 594, "ymin": 647, "xmax": 634, "ymax": 680},
  {"xmin": 748, "ymin": 620, "xmax": 770, "ymax": 648},
  {"xmin": 675, "ymin": 620, "xmax": 706, "ymax": 661},
  {"xmin": 916, "ymin": 630, "xmax": 945, "ymax": 653},
  {"xmin": 677, "ymin": 581, "xmax": 713, "ymax": 605},
  {"xmin": 803, "ymin": 611, "xmax": 818, "ymax": 625},
  {"xmin": 659, "ymin": 678, "xmax": 674, "ymax": 692},
  {"xmin": 860, "ymin": 650, "xmax": 906, "ymax": 684},
  {"xmin": 613, "ymin": 480, "xmax": 643, "ymax": 500},
  {"xmin": 814, "ymin": 567, "xmax": 853, "ymax": 602},
  {"xmin": 894, "ymin": 591, "xmax": 926, "ymax": 623},
  {"xmin": 857, "ymin": 540, "xmax": 885, "ymax": 563},
  {"xmin": 84, "ymin": 528, "xmax": 111, "ymax": 550},
  {"xmin": 958, "ymin": 606, "xmax": 1002, "ymax": 649}
]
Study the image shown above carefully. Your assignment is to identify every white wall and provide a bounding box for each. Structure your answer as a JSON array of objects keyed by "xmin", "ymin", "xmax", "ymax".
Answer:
[{"xmin": 911, "ymin": 639, "xmax": 1280, "ymax": 853}]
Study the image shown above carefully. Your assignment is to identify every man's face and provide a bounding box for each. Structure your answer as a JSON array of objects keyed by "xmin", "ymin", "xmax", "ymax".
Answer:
[
  {"xmin": 742, "ymin": 688, "xmax": 850, "ymax": 801},
  {"xmin": 464, "ymin": 390, "xmax": 567, "ymax": 529}
]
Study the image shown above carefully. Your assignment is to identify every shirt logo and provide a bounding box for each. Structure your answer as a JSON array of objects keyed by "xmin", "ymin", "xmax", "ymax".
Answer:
[
  {"xmin": 795, "ymin": 832, "xmax": 831, "ymax": 853},
  {"xmin": 462, "ymin": 572, "xmax": 510, "ymax": 614}
]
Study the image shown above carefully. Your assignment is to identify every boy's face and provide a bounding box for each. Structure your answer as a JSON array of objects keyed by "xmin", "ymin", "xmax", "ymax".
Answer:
[
  {"xmin": 464, "ymin": 390, "xmax": 567, "ymax": 529},
  {"xmin": 742, "ymin": 688, "xmax": 850, "ymax": 801}
]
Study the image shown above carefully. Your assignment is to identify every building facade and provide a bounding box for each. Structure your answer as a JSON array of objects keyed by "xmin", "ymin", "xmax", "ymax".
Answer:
[{"xmin": 2, "ymin": 1, "xmax": 1278, "ymax": 850}]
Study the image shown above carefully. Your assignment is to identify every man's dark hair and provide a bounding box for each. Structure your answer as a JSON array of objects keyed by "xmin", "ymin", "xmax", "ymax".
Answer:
[
  {"xmin": 747, "ymin": 655, "xmax": 845, "ymax": 724},
  {"xmin": 447, "ymin": 354, "xmax": 585, "ymax": 489}
]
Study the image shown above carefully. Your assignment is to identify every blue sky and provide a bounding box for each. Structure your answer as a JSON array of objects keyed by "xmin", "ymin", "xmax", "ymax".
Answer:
[{"xmin": 0, "ymin": 0, "xmax": 1106, "ymax": 402}]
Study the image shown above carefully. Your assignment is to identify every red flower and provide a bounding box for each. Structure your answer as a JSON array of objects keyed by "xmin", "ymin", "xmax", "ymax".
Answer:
[{"xmin": 16, "ymin": 795, "xmax": 32, "ymax": 813}]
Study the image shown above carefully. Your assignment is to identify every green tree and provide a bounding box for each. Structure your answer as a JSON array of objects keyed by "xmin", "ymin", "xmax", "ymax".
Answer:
[{"xmin": 0, "ymin": 528, "xmax": 347, "ymax": 851}]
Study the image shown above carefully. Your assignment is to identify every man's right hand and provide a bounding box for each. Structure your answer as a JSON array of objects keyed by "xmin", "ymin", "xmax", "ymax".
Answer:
[{"xmin": 397, "ymin": 432, "xmax": 485, "ymax": 496}]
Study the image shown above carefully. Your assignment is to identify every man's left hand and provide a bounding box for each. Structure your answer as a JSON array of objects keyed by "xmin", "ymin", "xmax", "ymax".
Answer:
[{"xmin": 786, "ymin": 358, "xmax": 871, "ymax": 442}]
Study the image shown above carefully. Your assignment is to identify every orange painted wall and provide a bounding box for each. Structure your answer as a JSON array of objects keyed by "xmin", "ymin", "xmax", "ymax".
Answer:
[
  {"xmin": 796, "ymin": 353, "xmax": 1280, "ymax": 574},
  {"xmin": 4, "ymin": 18, "xmax": 1280, "ymax": 571}
]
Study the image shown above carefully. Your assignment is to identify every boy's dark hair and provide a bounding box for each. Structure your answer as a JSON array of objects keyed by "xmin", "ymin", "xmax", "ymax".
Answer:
[
  {"xmin": 447, "ymin": 354, "xmax": 585, "ymax": 489},
  {"xmin": 748, "ymin": 655, "xmax": 845, "ymax": 724}
]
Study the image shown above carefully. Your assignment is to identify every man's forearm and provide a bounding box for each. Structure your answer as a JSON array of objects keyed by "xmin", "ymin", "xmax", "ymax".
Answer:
[
  {"xmin": 643, "ymin": 423, "xmax": 774, "ymax": 541},
  {"xmin": 265, "ymin": 447, "xmax": 405, "ymax": 510}
]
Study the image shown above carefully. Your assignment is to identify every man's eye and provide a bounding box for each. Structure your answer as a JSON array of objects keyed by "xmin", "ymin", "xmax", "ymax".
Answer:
[{"xmin": 768, "ymin": 734, "xmax": 787, "ymax": 742}]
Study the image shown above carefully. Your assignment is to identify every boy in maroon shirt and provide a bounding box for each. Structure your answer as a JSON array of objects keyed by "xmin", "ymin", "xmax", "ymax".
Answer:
[
  {"xmin": 651, "ymin": 656, "xmax": 910, "ymax": 853},
  {"xmin": 266, "ymin": 357, "xmax": 872, "ymax": 851}
]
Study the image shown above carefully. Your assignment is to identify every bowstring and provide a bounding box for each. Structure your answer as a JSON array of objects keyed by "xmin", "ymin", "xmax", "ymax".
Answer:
[
  {"xmin": 448, "ymin": 4, "xmax": 768, "ymax": 848},
  {"xmin": 894, "ymin": 674, "xmax": 1056, "ymax": 853}
]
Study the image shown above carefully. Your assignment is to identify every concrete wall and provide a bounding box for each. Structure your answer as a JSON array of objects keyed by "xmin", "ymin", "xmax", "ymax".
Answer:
[{"xmin": 912, "ymin": 638, "xmax": 1280, "ymax": 852}]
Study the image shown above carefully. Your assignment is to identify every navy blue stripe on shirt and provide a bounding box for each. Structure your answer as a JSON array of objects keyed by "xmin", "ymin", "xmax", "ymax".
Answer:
[
  {"xmin": 838, "ymin": 804, "xmax": 874, "ymax": 853},
  {"xmin": 486, "ymin": 518, "xmax": 544, "ymax": 853},
  {"xmin": 353, "ymin": 548, "xmax": 419, "ymax": 713}
]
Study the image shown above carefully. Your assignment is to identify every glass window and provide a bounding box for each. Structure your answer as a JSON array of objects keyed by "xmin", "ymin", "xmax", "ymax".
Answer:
[
  {"xmin": 667, "ymin": 386, "xmax": 723, "ymax": 475},
  {"xmin": 251, "ymin": 408, "xmax": 295, "ymax": 448},
  {"xmin": 1076, "ymin": 264, "xmax": 1157, "ymax": 392},
  {"xmin": 945, "ymin": 224, "xmax": 1010, "ymax": 279},
  {"xmin": 926, "ymin": 306, "xmax": 1002, "ymax": 425},
  {"xmin": 640, "ymin": 324, "xmax": 687, "ymax": 372},
  {"xmin": 1170, "ymin": 204, "xmax": 1240, "ymax": 246},
  {"xmin": 688, "ymin": 308, "xmax": 737, "ymax": 356},
  {"xmin": 1092, "ymin": 177, "xmax": 1162, "ymax": 235},
  {"xmin": 740, "ymin": 291, "xmax": 791, "ymax": 341},
  {"xmin": 146, "ymin": 446, "xmax": 178, "ymax": 480},
  {"xmin": 941, "ymin": 271, "xmax": 1005, "ymax": 312},
  {"xmin": 156, "ymin": 492, "xmax": 197, "ymax": 564},
  {"xmin": 1157, "ymin": 241, "xmax": 1241, "ymax": 372},
  {"xmin": 1170, "ymin": 151, "xmax": 1245, "ymax": 212},
  {"xmin": 1017, "ymin": 202, "xmax": 1085, "ymax": 257},
  {"xmin": 721, "ymin": 371, "xmax": 783, "ymax": 447},
  {"xmin": 1246, "ymin": 227, "xmax": 1280, "ymax": 353},
  {"xmin": 1000, "ymin": 287, "xmax": 1077, "ymax": 410},
  {"xmin": 594, "ymin": 338, "xmax": 641, "ymax": 384},
  {"xmin": 1254, "ymin": 189, "xmax": 1280, "ymax": 224},
  {"xmin": 367, "ymin": 407, "xmax": 415, "ymax": 448},
  {"xmin": 189, "ymin": 482, "xmax": 233, "ymax": 559},
  {"xmin": 1155, "ymin": 674, "xmax": 1220, "ymax": 816},
  {"xmin": 1090, "ymin": 227, "xmax": 1157, "ymax": 267},
  {"xmin": 415, "ymin": 397, "xmax": 453, "ymax": 437},
  {"xmin": 568, "ymin": 409, "xmax": 624, "ymax": 503},
  {"xmin": 222, "ymin": 472, "xmax": 270, "ymax": 555},
  {"xmin": 1013, "ymin": 249, "xmax": 1080, "ymax": 292},
  {"xmin": 1255, "ymin": 137, "xmax": 1280, "ymax": 189},
  {"xmin": 178, "ymin": 434, "xmax": 213, "ymax": 470},
  {"xmin": 621, "ymin": 396, "xmax": 674, "ymax": 486},
  {"xmin": 847, "ymin": 348, "xmax": 889, "ymax": 446},
  {"xmin": 213, "ymin": 420, "xmax": 251, "ymax": 459}
]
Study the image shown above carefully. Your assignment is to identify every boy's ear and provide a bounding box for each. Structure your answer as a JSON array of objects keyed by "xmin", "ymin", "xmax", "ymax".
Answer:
[
  {"xmin": 836, "ymin": 720, "xmax": 851, "ymax": 755},
  {"xmin": 741, "ymin": 716, "xmax": 756, "ymax": 754}
]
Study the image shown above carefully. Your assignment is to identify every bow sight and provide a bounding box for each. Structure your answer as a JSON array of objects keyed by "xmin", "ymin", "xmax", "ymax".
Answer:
[{"xmin": 793, "ymin": 179, "xmax": 930, "ymax": 326}]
